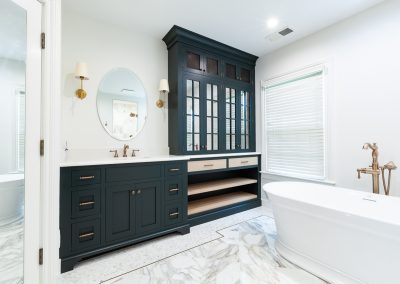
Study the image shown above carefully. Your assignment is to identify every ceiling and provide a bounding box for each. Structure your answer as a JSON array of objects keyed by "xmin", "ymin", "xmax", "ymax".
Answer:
[
  {"xmin": 63, "ymin": 0, "xmax": 385, "ymax": 57},
  {"xmin": 0, "ymin": 0, "xmax": 26, "ymax": 61}
]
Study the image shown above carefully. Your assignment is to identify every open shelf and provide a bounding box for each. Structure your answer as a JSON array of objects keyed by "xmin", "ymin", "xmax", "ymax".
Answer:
[
  {"xmin": 188, "ymin": 192, "xmax": 257, "ymax": 216},
  {"xmin": 188, "ymin": 177, "xmax": 257, "ymax": 196}
]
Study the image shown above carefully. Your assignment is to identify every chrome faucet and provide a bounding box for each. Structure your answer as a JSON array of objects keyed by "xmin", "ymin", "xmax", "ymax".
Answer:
[
  {"xmin": 357, "ymin": 143, "xmax": 396, "ymax": 195},
  {"xmin": 123, "ymin": 144, "xmax": 129, "ymax": 157}
]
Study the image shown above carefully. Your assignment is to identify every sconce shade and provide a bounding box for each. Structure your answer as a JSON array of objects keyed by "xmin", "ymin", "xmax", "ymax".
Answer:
[
  {"xmin": 75, "ymin": 62, "xmax": 89, "ymax": 80},
  {"xmin": 159, "ymin": 79, "xmax": 169, "ymax": 93}
]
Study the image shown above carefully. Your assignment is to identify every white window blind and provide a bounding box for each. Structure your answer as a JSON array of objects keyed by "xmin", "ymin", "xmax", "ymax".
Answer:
[
  {"xmin": 263, "ymin": 66, "xmax": 326, "ymax": 180},
  {"xmin": 16, "ymin": 89, "xmax": 25, "ymax": 172}
]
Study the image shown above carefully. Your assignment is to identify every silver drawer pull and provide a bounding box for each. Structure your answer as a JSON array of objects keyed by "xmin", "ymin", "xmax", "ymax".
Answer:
[
  {"xmin": 79, "ymin": 232, "xmax": 94, "ymax": 239},
  {"xmin": 241, "ymin": 161, "xmax": 249, "ymax": 164},
  {"xmin": 169, "ymin": 168, "xmax": 180, "ymax": 172},
  {"xmin": 169, "ymin": 188, "xmax": 179, "ymax": 192},
  {"xmin": 79, "ymin": 175, "xmax": 95, "ymax": 180},
  {"xmin": 203, "ymin": 164, "xmax": 214, "ymax": 167},
  {"xmin": 79, "ymin": 201, "xmax": 95, "ymax": 206},
  {"xmin": 169, "ymin": 212, "xmax": 179, "ymax": 217}
]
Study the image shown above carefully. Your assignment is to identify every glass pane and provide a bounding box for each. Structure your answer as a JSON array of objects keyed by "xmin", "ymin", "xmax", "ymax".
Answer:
[
  {"xmin": 232, "ymin": 135, "xmax": 236, "ymax": 148},
  {"xmin": 0, "ymin": 1, "xmax": 27, "ymax": 282},
  {"xmin": 241, "ymin": 135, "xmax": 246, "ymax": 149},
  {"xmin": 194, "ymin": 116, "xmax": 200, "ymax": 133},
  {"xmin": 231, "ymin": 104, "xmax": 235, "ymax": 119},
  {"xmin": 207, "ymin": 117, "xmax": 212, "ymax": 133},
  {"xmin": 246, "ymin": 135, "xmax": 250, "ymax": 149},
  {"xmin": 187, "ymin": 134, "xmax": 193, "ymax": 151},
  {"xmin": 226, "ymin": 103, "xmax": 231, "ymax": 118},
  {"xmin": 226, "ymin": 63, "xmax": 236, "ymax": 79},
  {"xmin": 207, "ymin": 84, "xmax": 212, "ymax": 100},
  {"xmin": 207, "ymin": 134, "xmax": 212, "ymax": 150},
  {"xmin": 206, "ymin": 58, "xmax": 218, "ymax": 75},
  {"xmin": 213, "ymin": 135, "xmax": 218, "ymax": 150},
  {"xmin": 241, "ymin": 120, "xmax": 245, "ymax": 133},
  {"xmin": 186, "ymin": 80, "xmax": 192, "ymax": 97},
  {"xmin": 193, "ymin": 81, "xmax": 199, "ymax": 98},
  {"xmin": 226, "ymin": 119, "xmax": 231, "ymax": 133},
  {"xmin": 213, "ymin": 102, "xmax": 218, "ymax": 117},
  {"xmin": 225, "ymin": 88, "xmax": 230, "ymax": 102},
  {"xmin": 231, "ymin": 119, "xmax": 236, "ymax": 134},
  {"xmin": 213, "ymin": 85, "xmax": 218, "ymax": 100},
  {"xmin": 207, "ymin": 100, "xmax": 211, "ymax": 116},
  {"xmin": 240, "ymin": 68, "xmax": 251, "ymax": 83},
  {"xmin": 213, "ymin": 118, "xmax": 218, "ymax": 133},
  {"xmin": 186, "ymin": 115, "xmax": 192, "ymax": 133},
  {"xmin": 226, "ymin": 135, "xmax": 231, "ymax": 150},
  {"xmin": 186, "ymin": 98, "xmax": 192, "ymax": 115},
  {"xmin": 194, "ymin": 134, "xmax": 200, "ymax": 151},
  {"xmin": 187, "ymin": 52, "xmax": 201, "ymax": 70},
  {"xmin": 194, "ymin": 98, "xmax": 200, "ymax": 115}
]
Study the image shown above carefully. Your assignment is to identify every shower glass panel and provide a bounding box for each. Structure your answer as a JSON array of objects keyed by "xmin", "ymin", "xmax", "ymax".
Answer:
[{"xmin": 0, "ymin": 1, "xmax": 27, "ymax": 283}]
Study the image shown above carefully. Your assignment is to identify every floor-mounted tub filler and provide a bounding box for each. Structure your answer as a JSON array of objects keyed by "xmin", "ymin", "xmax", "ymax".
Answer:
[{"xmin": 264, "ymin": 181, "xmax": 400, "ymax": 284}]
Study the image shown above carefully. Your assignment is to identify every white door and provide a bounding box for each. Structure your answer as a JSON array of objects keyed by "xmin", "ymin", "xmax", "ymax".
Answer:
[{"xmin": 0, "ymin": 0, "xmax": 42, "ymax": 283}]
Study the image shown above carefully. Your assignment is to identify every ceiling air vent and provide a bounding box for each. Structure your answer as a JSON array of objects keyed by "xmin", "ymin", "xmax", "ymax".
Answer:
[{"xmin": 266, "ymin": 26, "xmax": 294, "ymax": 42}]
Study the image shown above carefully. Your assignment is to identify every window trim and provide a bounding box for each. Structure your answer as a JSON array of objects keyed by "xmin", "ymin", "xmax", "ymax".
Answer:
[{"xmin": 261, "ymin": 63, "xmax": 329, "ymax": 182}]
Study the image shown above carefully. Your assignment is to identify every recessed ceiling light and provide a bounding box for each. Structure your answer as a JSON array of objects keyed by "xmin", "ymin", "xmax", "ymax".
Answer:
[{"xmin": 267, "ymin": 18, "xmax": 279, "ymax": 29}]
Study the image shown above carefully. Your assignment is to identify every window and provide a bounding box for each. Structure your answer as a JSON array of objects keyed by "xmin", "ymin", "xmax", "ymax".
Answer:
[
  {"xmin": 262, "ymin": 65, "xmax": 326, "ymax": 180},
  {"xmin": 16, "ymin": 88, "xmax": 25, "ymax": 172}
]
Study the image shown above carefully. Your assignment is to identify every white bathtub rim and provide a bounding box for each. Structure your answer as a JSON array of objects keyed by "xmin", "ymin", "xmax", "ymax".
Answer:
[
  {"xmin": 275, "ymin": 239, "xmax": 364, "ymax": 284},
  {"xmin": 264, "ymin": 181, "xmax": 400, "ymax": 227},
  {"xmin": 0, "ymin": 173, "xmax": 24, "ymax": 188}
]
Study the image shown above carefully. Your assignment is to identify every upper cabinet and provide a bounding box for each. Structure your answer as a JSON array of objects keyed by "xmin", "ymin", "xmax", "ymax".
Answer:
[{"xmin": 163, "ymin": 26, "xmax": 258, "ymax": 155}]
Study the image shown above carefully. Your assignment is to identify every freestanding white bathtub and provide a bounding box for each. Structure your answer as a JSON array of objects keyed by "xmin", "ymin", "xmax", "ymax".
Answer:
[
  {"xmin": 0, "ymin": 174, "xmax": 24, "ymax": 225},
  {"xmin": 264, "ymin": 181, "xmax": 400, "ymax": 284}
]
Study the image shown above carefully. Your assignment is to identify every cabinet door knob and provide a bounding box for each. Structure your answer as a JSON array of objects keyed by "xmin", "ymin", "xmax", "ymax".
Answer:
[
  {"xmin": 137, "ymin": 190, "xmax": 141, "ymax": 194},
  {"xmin": 131, "ymin": 190, "xmax": 136, "ymax": 195}
]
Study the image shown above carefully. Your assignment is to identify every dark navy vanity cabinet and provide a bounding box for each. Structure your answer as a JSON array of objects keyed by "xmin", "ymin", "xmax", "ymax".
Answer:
[
  {"xmin": 59, "ymin": 160, "xmax": 189, "ymax": 273},
  {"xmin": 163, "ymin": 26, "xmax": 258, "ymax": 155}
]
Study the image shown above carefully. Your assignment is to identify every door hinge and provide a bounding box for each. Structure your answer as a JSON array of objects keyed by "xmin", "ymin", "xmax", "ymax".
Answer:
[
  {"xmin": 40, "ymin": 140, "xmax": 44, "ymax": 156},
  {"xmin": 39, "ymin": 248, "xmax": 43, "ymax": 265},
  {"xmin": 41, "ymin": 32, "xmax": 45, "ymax": 49}
]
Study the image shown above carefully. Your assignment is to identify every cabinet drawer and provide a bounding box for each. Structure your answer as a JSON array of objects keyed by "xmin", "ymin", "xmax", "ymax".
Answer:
[
  {"xmin": 165, "ymin": 178, "xmax": 184, "ymax": 202},
  {"xmin": 71, "ymin": 188, "xmax": 101, "ymax": 219},
  {"xmin": 106, "ymin": 165, "xmax": 162, "ymax": 183},
  {"xmin": 188, "ymin": 159, "xmax": 226, "ymax": 172},
  {"xmin": 164, "ymin": 203, "xmax": 183, "ymax": 227},
  {"xmin": 71, "ymin": 219, "xmax": 101, "ymax": 252},
  {"xmin": 165, "ymin": 162, "xmax": 186, "ymax": 176},
  {"xmin": 228, "ymin": 156, "xmax": 258, "ymax": 168},
  {"xmin": 71, "ymin": 169, "xmax": 101, "ymax": 187}
]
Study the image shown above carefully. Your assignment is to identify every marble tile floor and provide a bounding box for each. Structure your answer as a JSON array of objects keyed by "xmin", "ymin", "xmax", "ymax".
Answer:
[
  {"xmin": 102, "ymin": 216, "xmax": 326, "ymax": 284},
  {"xmin": 58, "ymin": 202, "xmax": 327, "ymax": 284},
  {"xmin": 0, "ymin": 217, "xmax": 24, "ymax": 284}
]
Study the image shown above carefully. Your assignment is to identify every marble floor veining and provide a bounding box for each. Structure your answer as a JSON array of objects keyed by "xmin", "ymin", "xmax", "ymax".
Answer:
[
  {"xmin": 0, "ymin": 217, "xmax": 24, "ymax": 284},
  {"xmin": 58, "ymin": 203, "xmax": 326, "ymax": 284}
]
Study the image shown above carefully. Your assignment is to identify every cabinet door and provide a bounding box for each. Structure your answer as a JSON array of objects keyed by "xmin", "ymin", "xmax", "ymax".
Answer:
[
  {"xmin": 204, "ymin": 80, "xmax": 221, "ymax": 151},
  {"xmin": 183, "ymin": 48, "xmax": 221, "ymax": 78},
  {"xmin": 238, "ymin": 88, "xmax": 252, "ymax": 150},
  {"xmin": 135, "ymin": 181, "xmax": 161, "ymax": 235},
  {"xmin": 185, "ymin": 76, "xmax": 203, "ymax": 153},
  {"xmin": 106, "ymin": 183, "xmax": 136, "ymax": 242},
  {"xmin": 223, "ymin": 60, "xmax": 253, "ymax": 84},
  {"xmin": 203, "ymin": 53, "xmax": 221, "ymax": 78},
  {"xmin": 224, "ymin": 85, "xmax": 238, "ymax": 151}
]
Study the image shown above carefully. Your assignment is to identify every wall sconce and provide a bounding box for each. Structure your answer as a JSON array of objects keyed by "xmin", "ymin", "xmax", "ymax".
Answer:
[
  {"xmin": 156, "ymin": 79, "xmax": 169, "ymax": 108},
  {"xmin": 74, "ymin": 62, "xmax": 89, "ymax": 100}
]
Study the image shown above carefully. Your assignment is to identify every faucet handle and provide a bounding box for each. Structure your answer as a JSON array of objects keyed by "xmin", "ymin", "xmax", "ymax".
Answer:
[
  {"xmin": 131, "ymin": 149, "xmax": 140, "ymax": 157},
  {"xmin": 110, "ymin": 150, "xmax": 118, "ymax": 158}
]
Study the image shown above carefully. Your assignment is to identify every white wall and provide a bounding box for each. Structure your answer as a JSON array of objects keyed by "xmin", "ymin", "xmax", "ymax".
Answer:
[
  {"xmin": 61, "ymin": 11, "xmax": 169, "ymax": 157},
  {"xmin": 256, "ymin": 0, "xmax": 400, "ymax": 196},
  {"xmin": 0, "ymin": 58, "xmax": 25, "ymax": 174}
]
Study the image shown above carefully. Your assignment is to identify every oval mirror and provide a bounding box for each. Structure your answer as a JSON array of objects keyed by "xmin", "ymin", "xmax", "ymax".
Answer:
[{"xmin": 97, "ymin": 68, "xmax": 147, "ymax": 140}]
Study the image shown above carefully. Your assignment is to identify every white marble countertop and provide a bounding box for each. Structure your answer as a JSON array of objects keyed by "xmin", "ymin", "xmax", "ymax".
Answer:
[{"xmin": 60, "ymin": 151, "xmax": 261, "ymax": 167}]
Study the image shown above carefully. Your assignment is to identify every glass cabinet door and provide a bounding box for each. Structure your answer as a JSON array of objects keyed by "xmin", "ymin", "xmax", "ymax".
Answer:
[
  {"xmin": 206, "ymin": 83, "xmax": 219, "ymax": 151},
  {"xmin": 240, "ymin": 90, "xmax": 250, "ymax": 150},
  {"xmin": 186, "ymin": 79, "xmax": 201, "ymax": 152},
  {"xmin": 225, "ymin": 87, "xmax": 237, "ymax": 150}
]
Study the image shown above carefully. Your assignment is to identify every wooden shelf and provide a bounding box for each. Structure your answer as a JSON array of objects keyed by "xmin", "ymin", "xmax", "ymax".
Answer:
[
  {"xmin": 188, "ymin": 177, "xmax": 257, "ymax": 196},
  {"xmin": 188, "ymin": 192, "xmax": 257, "ymax": 216}
]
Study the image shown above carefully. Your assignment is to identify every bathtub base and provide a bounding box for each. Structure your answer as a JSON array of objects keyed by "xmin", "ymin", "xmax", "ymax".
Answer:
[{"xmin": 276, "ymin": 239, "xmax": 362, "ymax": 284}]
